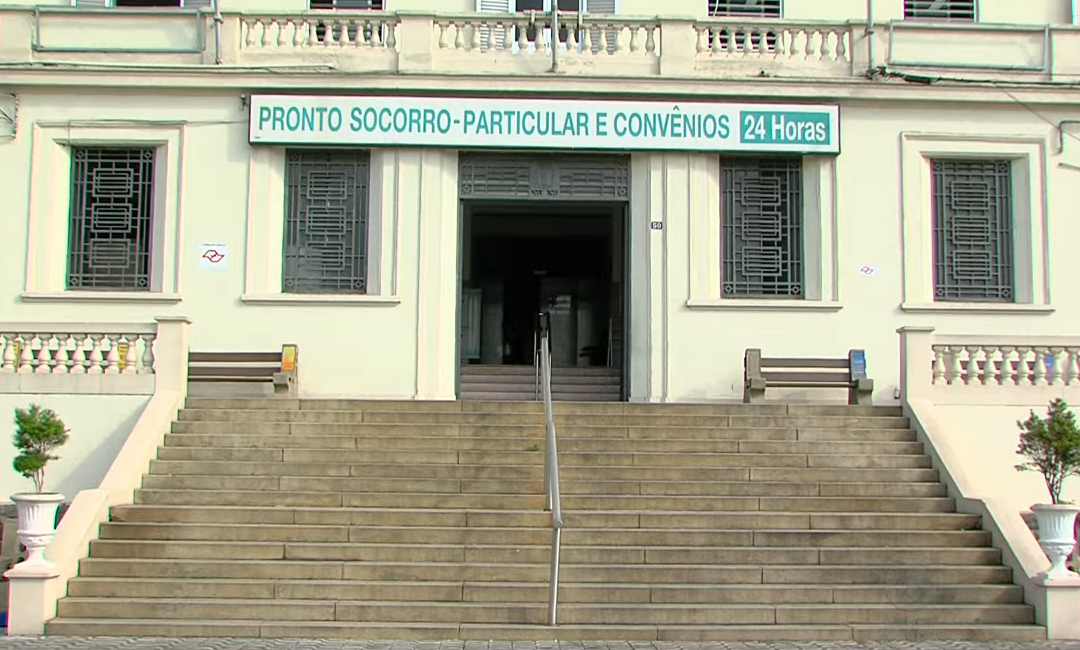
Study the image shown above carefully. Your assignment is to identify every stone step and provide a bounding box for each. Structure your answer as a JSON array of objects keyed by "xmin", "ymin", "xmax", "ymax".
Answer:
[
  {"xmin": 175, "ymin": 409, "xmax": 911, "ymax": 429},
  {"xmin": 168, "ymin": 421, "xmax": 921, "ymax": 443},
  {"xmin": 461, "ymin": 366, "xmax": 619, "ymax": 376},
  {"xmin": 65, "ymin": 578, "xmax": 1026, "ymax": 605},
  {"xmin": 461, "ymin": 392, "xmax": 623, "ymax": 402},
  {"xmin": 98, "ymin": 523, "xmax": 989, "ymax": 548},
  {"xmin": 460, "ymin": 375, "xmax": 620, "ymax": 387},
  {"xmin": 75, "ymin": 558, "xmax": 1015, "ymax": 584},
  {"xmin": 109, "ymin": 505, "xmax": 981, "ymax": 530},
  {"xmin": 153, "ymin": 446, "xmax": 933, "ymax": 469},
  {"xmin": 139, "ymin": 475, "xmax": 948, "ymax": 498},
  {"xmin": 85, "ymin": 540, "xmax": 1002, "ymax": 566},
  {"xmin": 54, "ymin": 597, "xmax": 1034, "ymax": 626},
  {"xmin": 181, "ymin": 398, "xmax": 905, "ymax": 418},
  {"xmin": 43, "ymin": 618, "xmax": 1048, "ymax": 642},
  {"xmin": 159, "ymin": 433, "xmax": 925, "ymax": 457},
  {"xmin": 146, "ymin": 460, "xmax": 939, "ymax": 483},
  {"xmin": 131, "ymin": 488, "xmax": 956, "ymax": 512}
]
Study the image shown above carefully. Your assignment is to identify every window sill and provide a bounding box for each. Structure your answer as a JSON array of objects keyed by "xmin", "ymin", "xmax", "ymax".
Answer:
[
  {"xmin": 686, "ymin": 299, "xmax": 843, "ymax": 312},
  {"xmin": 21, "ymin": 291, "xmax": 182, "ymax": 304},
  {"xmin": 901, "ymin": 302, "xmax": 1055, "ymax": 315},
  {"xmin": 241, "ymin": 293, "xmax": 401, "ymax": 306}
]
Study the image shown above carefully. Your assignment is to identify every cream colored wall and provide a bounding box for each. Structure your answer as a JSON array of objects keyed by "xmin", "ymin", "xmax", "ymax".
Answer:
[
  {"xmin": 4, "ymin": 93, "xmax": 1080, "ymax": 402},
  {"xmin": 0, "ymin": 396, "xmax": 148, "ymax": 500},
  {"xmin": 935, "ymin": 403, "xmax": 1080, "ymax": 509},
  {"xmin": 0, "ymin": 91, "xmax": 456, "ymax": 399},
  {"xmin": 643, "ymin": 102, "xmax": 1080, "ymax": 404}
]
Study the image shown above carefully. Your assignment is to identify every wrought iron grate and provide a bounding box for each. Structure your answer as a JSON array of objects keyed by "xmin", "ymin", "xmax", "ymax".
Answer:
[
  {"xmin": 283, "ymin": 150, "xmax": 369, "ymax": 294},
  {"xmin": 720, "ymin": 157, "xmax": 803, "ymax": 298},
  {"xmin": 459, "ymin": 154, "xmax": 629, "ymax": 201},
  {"xmin": 904, "ymin": 0, "xmax": 976, "ymax": 21},
  {"xmin": 708, "ymin": 0, "xmax": 781, "ymax": 17},
  {"xmin": 67, "ymin": 147, "xmax": 155, "ymax": 291},
  {"xmin": 931, "ymin": 159, "xmax": 1014, "ymax": 301}
]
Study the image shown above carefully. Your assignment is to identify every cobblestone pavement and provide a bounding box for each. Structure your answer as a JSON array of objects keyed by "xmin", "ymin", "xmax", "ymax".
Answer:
[{"xmin": 1, "ymin": 641, "xmax": 1080, "ymax": 650}]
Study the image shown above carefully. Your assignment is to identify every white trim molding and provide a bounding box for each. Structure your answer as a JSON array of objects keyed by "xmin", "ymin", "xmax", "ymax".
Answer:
[
  {"xmin": 899, "ymin": 132, "xmax": 1052, "ymax": 314},
  {"xmin": 23, "ymin": 121, "xmax": 187, "ymax": 304},
  {"xmin": 687, "ymin": 154, "xmax": 841, "ymax": 311},
  {"xmin": 241, "ymin": 147, "xmax": 401, "ymax": 305}
]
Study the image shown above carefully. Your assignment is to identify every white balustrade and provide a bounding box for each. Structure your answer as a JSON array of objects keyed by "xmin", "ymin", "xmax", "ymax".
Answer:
[
  {"xmin": 930, "ymin": 343, "xmax": 1080, "ymax": 387},
  {"xmin": 695, "ymin": 21, "xmax": 850, "ymax": 63},
  {"xmin": 433, "ymin": 13, "xmax": 659, "ymax": 58},
  {"xmin": 241, "ymin": 13, "xmax": 399, "ymax": 50},
  {"xmin": 0, "ymin": 329, "xmax": 156, "ymax": 376}
]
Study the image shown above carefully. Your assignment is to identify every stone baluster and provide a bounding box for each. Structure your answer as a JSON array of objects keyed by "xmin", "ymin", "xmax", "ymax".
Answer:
[
  {"xmin": 70, "ymin": 335, "xmax": 88, "ymax": 374},
  {"xmin": 1065, "ymin": 348, "xmax": 1080, "ymax": 386},
  {"xmin": 141, "ymin": 335, "xmax": 156, "ymax": 374},
  {"xmin": 645, "ymin": 24, "xmax": 656, "ymax": 53},
  {"xmin": 1015, "ymin": 347, "xmax": 1032, "ymax": 385},
  {"xmin": 931, "ymin": 345, "xmax": 946, "ymax": 385},
  {"xmin": 294, "ymin": 20, "xmax": 307, "ymax": 47},
  {"xmin": 567, "ymin": 26, "xmax": 579, "ymax": 53},
  {"xmin": 1032, "ymin": 347, "xmax": 1048, "ymax": 386},
  {"xmin": 628, "ymin": 24, "xmax": 640, "ymax": 53},
  {"xmin": 962, "ymin": 346, "xmax": 980, "ymax": 385},
  {"xmin": 53, "ymin": 335, "xmax": 70, "ymax": 375},
  {"xmin": 944, "ymin": 346, "xmax": 961, "ymax": 385},
  {"xmin": 122, "ymin": 336, "xmax": 139, "ymax": 375},
  {"xmin": 1, "ymin": 334, "xmax": 16, "ymax": 373},
  {"xmin": 104, "ymin": 335, "xmax": 121, "ymax": 375},
  {"xmin": 1048, "ymin": 347, "xmax": 1065, "ymax": 386},
  {"xmin": 999, "ymin": 346, "xmax": 1016, "ymax": 385},
  {"xmin": 245, "ymin": 19, "xmax": 258, "ymax": 48},
  {"xmin": 439, "ymin": 22, "xmax": 450, "ymax": 49},
  {"xmin": 260, "ymin": 19, "xmax": 272, "ymax": 48},
  {"xmin": 789, "ymin": 29, "xmax": 802, "ymax": 59},
  {"xmin": 17, "ymin": 335, "xmax": 33, "ymax": 373},
  {"xmin": 33, "ymin": 335, "xmax": 51, "ymax": 374},
  {"xmin": 87, "ymin": 335, "xmax": 105, "ymax": 375},
  {"xmin": 980, "ymin": 346, "xmax": 996, "ymax": 385},
  {"xmin": 385, "ymin": 20, "xmax": 397, "ymax": 49},
  {"xmin": 276, "ymin": 20, "xmax": 287, "ymax": 48},
  {"xmin": 774, "ymin": 28, "xmax": 788, "ymax": 59},
  {"xmin": 836, "ymin": 29, "xmax": 848, "ymax": 62}
]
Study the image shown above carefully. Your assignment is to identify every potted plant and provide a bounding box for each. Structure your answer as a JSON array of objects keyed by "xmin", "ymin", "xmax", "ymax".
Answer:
[
  {"xmin": 1015, "ymin": 398, "xmax": 1080, "ymax": 579},
  {"xmin": 9, "ymin": 404, "xmax": 69, "ymax": 570}
]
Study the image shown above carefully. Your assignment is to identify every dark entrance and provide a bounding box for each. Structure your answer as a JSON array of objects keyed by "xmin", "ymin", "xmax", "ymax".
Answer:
[{"xmin": 456, "ymin": 153, "xmax": 630, "ymax": 401}]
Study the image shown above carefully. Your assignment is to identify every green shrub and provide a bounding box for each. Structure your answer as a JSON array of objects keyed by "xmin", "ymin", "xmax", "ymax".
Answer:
[{"xmin": 12, "ymin": 404, "xmax": 70, "ymax": 493}]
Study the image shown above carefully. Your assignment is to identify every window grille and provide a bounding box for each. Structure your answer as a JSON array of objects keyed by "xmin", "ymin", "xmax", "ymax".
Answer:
[
  {"xmin": 67, "ymin": 147, "xmax": 155, "ymax": 291},
  {"xmin": 931, "ymin": 159, "xmax": 1014, "ymax": 301},
  {"xmin": 708, "ymin": 0, "xmax": 781, "ymax": 17},
  {"xmin": 904, "ymin": 0, "xmax": 975, "ymax": 21},
  {"xmin": 283, "ymin": 150, "xmax": 369, "ymax": 294},
  {"xmin": 309, "ymin": 0, "xmax": 383, "ymax": 8},
  {"xmin": 720, "ymin": 157, "xmax": 803, "ymax": 298}
]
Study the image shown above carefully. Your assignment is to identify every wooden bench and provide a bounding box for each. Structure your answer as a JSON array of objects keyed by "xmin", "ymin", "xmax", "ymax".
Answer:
[
  {"xmin": 743, "ymin": 348, "xmax": 873, "ymax": 405},
  {"xmin": 187, "ymin": 344, "xmax": 299, "ymax": 396}
]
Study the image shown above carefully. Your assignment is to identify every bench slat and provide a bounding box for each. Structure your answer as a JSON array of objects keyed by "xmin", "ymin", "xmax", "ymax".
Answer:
[
  {"xmin": 189, "ymin": 352, "xmax": 281, "ymax": 363},
  {"xmin": 761, "ymin": 358, "xmax": 849, "ymax": 369},
  {"xmin": 188, "ymin": 366, "xmax": 278, "ymax": 378},
  {"xmin": 188, "ymin": 376, "xmax": 272, "ymax": 383},
  {"xmin": 763, "ymin": 371, "xmax": 851, "ymax": 384},
  {"xmin": 766, "ymin": 381, "xmax": 853, "ymax": 389}
]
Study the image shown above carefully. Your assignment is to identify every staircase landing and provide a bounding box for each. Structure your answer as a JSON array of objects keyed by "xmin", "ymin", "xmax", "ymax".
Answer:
[{"xmin": 460, "ymin": 365, "xmax": 621, "ymax": 401}]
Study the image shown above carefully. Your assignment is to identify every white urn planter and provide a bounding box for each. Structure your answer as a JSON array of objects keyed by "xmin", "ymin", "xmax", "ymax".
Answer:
[
  {"xmin": 9, "ymin": 492, "xmax": 65, "ymax": 570},
  {"xmin": 1031, "ymin": 503, "xmax": 1080, "ymax": 580}
]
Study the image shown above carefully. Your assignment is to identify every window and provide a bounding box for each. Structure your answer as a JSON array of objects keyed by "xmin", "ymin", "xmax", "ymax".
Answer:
[
  {"xmin": 66, "ymin": 148, "xmax": 155, "ymax": 292},
  {"xmin": 76, "ymin": 0, "xmax": 212, "ymax": 7},
  {"xmin": 720, "ymin": 157, "xmax": 803, "ymax": 299},
  {"xmin": 930, "ymin": 159, "xmax": 1013, "ymax": 302},
  {"xmin": 283, "ymin": 150, "xmax": 370, "ymax": 294},
  {"xmin": 707, "ymin": 0, "xmax": 779, "ymax": 53},
  {"xmin": 904, "ymin": 0, "xmax": 976, "ymax": 21},
  {"xmin": 708, "ymin": 0, "xmax": 781, "ymax": 17},
  {"xmin": 309, "ymin": 0, "xmax": 383, "ymax": 8}
]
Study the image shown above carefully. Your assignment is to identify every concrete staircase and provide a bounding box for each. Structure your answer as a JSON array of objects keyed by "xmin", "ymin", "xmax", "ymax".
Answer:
[
  {"xmin": 459, "ymin": 365, "xmax": 621, "ymax": 401},
  {"xmin": 48, "ymin": 399, "xmax": 1043, "ymax": 641}
]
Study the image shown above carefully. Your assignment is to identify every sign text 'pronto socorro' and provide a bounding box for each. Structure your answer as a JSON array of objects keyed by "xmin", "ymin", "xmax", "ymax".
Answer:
[{"xmin": 248, "ymin": 95, "xmax": 840, "ymax": 154}]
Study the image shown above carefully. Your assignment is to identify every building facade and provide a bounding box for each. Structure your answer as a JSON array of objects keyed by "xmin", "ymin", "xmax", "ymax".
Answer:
[{"xmin": 2, "ymin": 0, "xmax": 1080, "ymax": 403}]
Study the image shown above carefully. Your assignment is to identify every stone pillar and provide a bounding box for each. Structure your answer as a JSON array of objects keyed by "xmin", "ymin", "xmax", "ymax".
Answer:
[
  {"xmin": 152, "ymin": 316, "xmax": 191, "ymax": 394},
  {"xmin": 657, "ymin": 17, "xmax": 697, "ymax": 78},
  {"xmin": 897, "ymin": 326, "xmax": 934, "ymax": 403},
  {"xmin": 396, "ymin": 12, "xmax": 435, "ymax": 73}
]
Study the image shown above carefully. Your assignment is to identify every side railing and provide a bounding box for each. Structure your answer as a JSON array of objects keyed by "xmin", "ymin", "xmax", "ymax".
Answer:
[{"xmin": 536, "ymin": 311, "xmax": 563, "ymax": 626}]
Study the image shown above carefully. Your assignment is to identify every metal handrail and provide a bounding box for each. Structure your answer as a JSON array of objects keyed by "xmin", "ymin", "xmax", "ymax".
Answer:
[{"xmin": 537, "ymin": 314, "xmax": 563, "ymax": 626}]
